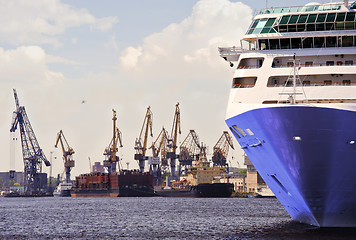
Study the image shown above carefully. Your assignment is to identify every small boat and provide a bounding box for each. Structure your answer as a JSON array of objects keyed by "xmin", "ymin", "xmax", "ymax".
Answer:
[{"xmin": 53, "ymin": 182, "xmax": 72, "ymax": 197}]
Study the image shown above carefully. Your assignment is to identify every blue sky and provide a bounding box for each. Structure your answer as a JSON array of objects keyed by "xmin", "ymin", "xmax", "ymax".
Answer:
[{"xmin": 0, "ymin": 0, "xmax": 333, "ymax": 177}]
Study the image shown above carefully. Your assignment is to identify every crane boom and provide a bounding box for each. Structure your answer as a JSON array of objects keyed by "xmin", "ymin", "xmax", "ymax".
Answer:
[
  {"xmin": 212, "ymin": 131, "xmax": 234, "ymax": 167},
  {"xmin": 167, "ymin": 103, "xmax": 181, "ymax": 177}
]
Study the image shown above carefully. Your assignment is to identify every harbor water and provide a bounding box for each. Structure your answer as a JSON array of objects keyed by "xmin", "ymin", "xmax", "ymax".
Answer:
[{"xmin": 0, "ymin": 197, "xmax": 355, "ymax": 239}]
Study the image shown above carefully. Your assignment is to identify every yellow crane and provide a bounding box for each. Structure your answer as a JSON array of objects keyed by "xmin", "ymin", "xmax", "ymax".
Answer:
[
  {"xmin": 134, "ymin": 106, "xmax": 153, "ymax": 173},
  {"xmin": 212, "ymin": 131, "xmax": 234, "ymax": 168},
  {"xmin": 103, "ymin": 109, "xmax": 123, "ymax": 174},
  {"xmin": 167, "ymin": 103, "xmax": 181, "ymax": 177},
  {"xmin": 54, "ymin": 130, "xmax": 75, "ymax": 183},
  {"xmin": 149, "ymin": 127, "xmax": 170, "ymax": 184}
]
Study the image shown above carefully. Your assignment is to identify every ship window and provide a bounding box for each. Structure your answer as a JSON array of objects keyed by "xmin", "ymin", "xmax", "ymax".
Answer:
[
  {"xmin": 287, "ymin": 62, "xmax": 293, "ymax": 67},
  {"xmin": 279, "ymin": 25, "xmax": 288, "ymax": 32},
  {"xmin": 280, "ymin": 15, "xmax": 290, "ymax": 25},
  {"xmin": 305, "ymin": 62, "xmax": 313, "ymax": 67},
  {"xmin": 314, "ymin": 37, "xmax": 325, "ymax": 48},
  {"xmin": 316, "ymin": 23, "xmax": 325, "ymax": 31},
  {"xmin": 326, "ymin": 13, "xmax": 336, "ymax": 22},
  {"xmin": 246, "ymin": 129, "xmax": 254, "ymax": 135},
  {"xmin": 342, "ymin": 36, "xmax": 353, "ymax": 47},
  {"xmin": 343, "ymin": 80, "xmax": 351, "ymax": 86},
  {"xmin": 325, "ymin": 23, "xmax": 335, "ymax": 31},
  {"xmin": 232, "ymin": 125, "xmax": 247, "ymax": 137},
  {"xmin": 281, "ymin": 38, "xmax": 291, "ymax": 49},
  {"xmin": 297, "ymin": 24, "xmax": 306, "ymax": 32},
  {"xmin": 316, "ymin": 13, "xmax": 326, "ymax": 23},
  {"xmin": 336, "ymin": 22, "xmax": 345, "ymax": 30},
  {"xmin": 345, "ymin": 22, "xmax": 355, "ymax": 30},
  {"xmin": 302, "ymin": 37, "xmax": 313, "ymax": 48},
  {"xmin": 258, "ymin": 39, "xmax": 268, "ymax": 50},
  {"xmin": 307, "ymin": 14, "xmax": 317, "ymax": 23},
  {"xmin": 326, "ymin": 37, "xmax": 337, "ymax": 47},
  {"xmin": 324, "ymin": 80, "xmax": 332, "ymax": 86},
  {"xmin": 306, "ymin": 24, "xmax": 316, "ymax": 31},
  {"xmin": 291, "ymin": 38, "xmax": 302, "ymax": 48},
  {"xmin": 265, "ymin": 18, "xmax": 276, "ymax": 27},
  {"xmin": 345, "ymin": 60, "xmax": 353, "ymax": 66},
  {"xmin": 297, "ymin": 14, "xmax": 308, "ymax": 24},
  {"xmin": 288, "ymin": 15, "xmax": 299, "ymax": 24},
  {"xmin": 336, "ymin": 13, "xmax": 346, "ymax": 22},
  {"xmin": 229, "ymin": 127, "xmax": 241, "ymax": 139},
  {"xmin": 303, "ymin": 80, "xmax": 311, "ymax": 86},
  {"xmin": 326, "ymin": 61, "xmax": 334, "ymax": 66},
  {"xmin": 288, "ymin": 25, "xmax": 297, "ymax": 32},
  {"xmin": 346, "ymin": 12, "xmax": 355, "ymax": 21},
  {"xmin": 269, "ymin": 39, "xmax": 280, "ymax": 50},
  {"xmin": 232, "ymin": 77, "xmax": 257, "ymax": 88}
]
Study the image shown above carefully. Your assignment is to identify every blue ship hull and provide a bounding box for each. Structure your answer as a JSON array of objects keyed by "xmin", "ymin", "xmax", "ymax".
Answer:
[{"xmin": 226, "ymin": 106, "xmax": 356, "ymax": 227}]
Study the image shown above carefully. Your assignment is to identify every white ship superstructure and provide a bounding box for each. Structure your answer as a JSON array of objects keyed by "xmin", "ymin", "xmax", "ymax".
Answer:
[{"xmin": 220, "ymin": 1, "xmax": 356, "ymax": 227}]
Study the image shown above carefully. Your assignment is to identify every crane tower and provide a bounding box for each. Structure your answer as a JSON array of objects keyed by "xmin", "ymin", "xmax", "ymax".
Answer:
[
  {"xmin": 212, "ymin": 131, "xmax": 234, "ymax": 168},
  {"xmin": 54, "ymin": 130, "xmax": 75, "ymax": 183},
  {"xmin": 167, "ymin": 103, "xmax": 181, "ymax": 177},
  {"xmin": 179, "ymin": 130, "xmax": 201, "ymax": 174},
  {"xmin": 134, "ymin": 106, "xmax": 153, "ymax": 173},
  {"xmin": 10, "ymin": 89, "xmax": 51, "ymax": 194}
]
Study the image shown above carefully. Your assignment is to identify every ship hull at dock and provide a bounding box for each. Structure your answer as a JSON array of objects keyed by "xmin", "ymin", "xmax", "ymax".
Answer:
[
  {"xmin": 155, "ymin": 183, "xmax": 234, "ymax": 198},
  {"xmin": 72, "ymin": 171, "xmax": 155, "ymax": 197},
  {"xmin": 226, "ymin": 105, "xmax": 356, "ymax": 227}
]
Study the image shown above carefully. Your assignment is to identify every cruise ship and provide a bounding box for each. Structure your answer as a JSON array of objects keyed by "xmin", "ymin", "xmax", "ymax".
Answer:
[{"xmin": 219, "ymin": 1, "xmax": 356, "ymax": 227}]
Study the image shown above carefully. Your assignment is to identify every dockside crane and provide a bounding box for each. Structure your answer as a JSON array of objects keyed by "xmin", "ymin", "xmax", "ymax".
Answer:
[
  {"xmin": 134, "ymin": 106, "xmax": 153, "ymax": 173},
  {"xmin": 212, "ymin": 131, "xmax": 234, "ymax": 168},
  {"xmin": 10, "ymin": 89, "xmax": 51, "ymax": 194},
  {"xmin": 149, "ymin": 126, "xmax": 169, "ymax": 185},
  {"xmin": 103, "ymin": 109, "xmax": 123, "ymax": 174},
  {"xmin": 179, "ymin": 130, "xmax": 201, "ymax": 174},
  {"xmin": 54, "ymin": 130, "xmax": 75, "ymax": 184},
  {"xmin": 167, "ymin": 103, "xmax": 181, "ymax": 177}
]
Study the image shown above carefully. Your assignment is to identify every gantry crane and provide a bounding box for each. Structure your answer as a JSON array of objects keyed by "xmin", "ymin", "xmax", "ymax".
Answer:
[
  {"xmin": 212, "ymin": 131, "xmax": 234, "ymax": 168},
  {"xmin": 149, "ymin": 127, "xmax": 169, "ymax": 185},
  {"xmin": 167, "ymin": 103, "xmax": 181, "ymax": 177},
  {"xmin": 54, "ymin": 130, "xmax": 75, "ymax": 184},
  {"xmin": 134, "ymin": 106, "xmax": 153, "ymax": 173},
  {"xmin": 103, "ymin": 109, "xmax": 123, "ymax": 174},
  {"xmin": 179, "ymin": 130, "xmax": 201, "ymax": 174},
  {"xmin": 10, "ymin": 89, "xmax": 51, "ymax": 194}
]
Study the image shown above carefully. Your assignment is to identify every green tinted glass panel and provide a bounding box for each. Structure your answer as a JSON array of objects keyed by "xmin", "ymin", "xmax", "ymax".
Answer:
[
  {"xmin": 305, "ymin": 6, "xmax": 315, "ymax": 12},
  {"xmin": 261, "ymin": 28, "xmax": 271, "ymax": 33},
  {"xmin": 316, "ymin": 14, "xmax": 326, "ymax": 22},
  {"xmin": 248, "ymin": 28, "xmax": 254, "ymax": 34},
  {"xmin": 273, "ymin": 8, "xmax": 282, "ymax": 13},
  {"xmin": 265, "ymin": 18, "xmax": 276, "ymax": 27},
  {"xmin": 298, "ymin": 15, "xmax": 308, "ymax": 23},
  {"xmin": 346, "ymin": 12, "xmax": 355, "ymax": 21},
  {"xmin": 336, "ymin": 13, "xmax": 345, "ymax": 22},
  {"xmin": 269, "ymin": 28, "xmax": 277, "ymax": 33},
  {"xmin": 326, "ymin": 13, "xmax": 336, "ymax": 22},
  {"xmin": 307, "ymin": 14, "xmax": 317, "ymax": 23},
  {"xmin": 289, "ymin": 15, "xmax": 299, "ymax": 24},
  {"xmin": 256, "ymin": 18, "xmax": 268, "ymax": 28},
  {"xmin": 332, "ymin": 5, "xmax": 341, "ymax": 10},
  {"xmin": 252, "ymin": 28, "xmax": 262, "ymax": 34},
  {"xmin": 345, "ymin": 22, "xmax": 354, "ymax": 29},
  {"xmin": 280, "ymin": 15, "xmax": 290, "ymax": 24},
  {"xmin": 251, "ymin": 19, "xmax": 259, "ymax": 28},
  {"xmin": 289, "ymin": 7, "xmax": 299, "ymax": 13}
]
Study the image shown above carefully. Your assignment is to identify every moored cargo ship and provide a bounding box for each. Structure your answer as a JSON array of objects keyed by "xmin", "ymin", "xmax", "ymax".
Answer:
[{"xmin": 71, "ymin": 170, "xmax": 155, "ymax": 197}]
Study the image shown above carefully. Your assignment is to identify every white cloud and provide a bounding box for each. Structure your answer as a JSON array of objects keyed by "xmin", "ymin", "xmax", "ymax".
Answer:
[
  {"xmin": 0, "ymin": 0, "xmax": 118, "ymax": 47},
  {"xmin": 120, "ymin": 0, "xmax": 252, "ymax": 71}
]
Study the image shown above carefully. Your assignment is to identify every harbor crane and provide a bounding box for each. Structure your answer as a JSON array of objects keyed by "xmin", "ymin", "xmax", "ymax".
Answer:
[
  {"xmin": 179, "ymin": 130, "xmax": 201, "ymax": 174},
  {"xmin": 149, "ymin": 127, "xmax": 169, "ymax": 185},
  {"xmin": 212, "ymin": 131, "xmax": 234, "ymax": 168},
  {"xmin": 103, "ymin": 109, "xmax": 123, "ymax": 174},
  {"xmin": 10, "ymin": 89, "xmax": 51, "ymax": 194},
  {"xmin": 134, "ymin": 106, "xmax": 153, "ymax": 173},
  {"xmin": 167, "ymin": 103, "xmax": 181, "ymax": 177},
  {"xmin": 54, "ymin": 130, "xmax": 75, "ymax": 184}
]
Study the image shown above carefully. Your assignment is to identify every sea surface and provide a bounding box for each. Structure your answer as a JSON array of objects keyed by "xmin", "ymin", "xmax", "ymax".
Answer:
[{"xmin": 0, "ymin": 197, "xmax": 355, "ymax": 239}]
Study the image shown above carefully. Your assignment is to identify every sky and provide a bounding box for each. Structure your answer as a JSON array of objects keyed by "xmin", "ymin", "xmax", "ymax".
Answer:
[{"xmin": 0, "ymin": 0, "xmax": 333, "ymax": 178}]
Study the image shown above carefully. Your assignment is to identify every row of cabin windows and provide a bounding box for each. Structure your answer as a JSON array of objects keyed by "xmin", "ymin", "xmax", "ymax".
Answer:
[
  {"xmin": 258, "ymin": 36, "xmax": 356, "ymax": 50},
  {"xmin": 273, "ymin": 60, "xmax": 354, "ymax": 68},
  {"xmin": 258, "ymin": 4, "xmax": 342, "ymax": 15},
  {"xmin": 248, "ymin": 12, "xmax": 356, "ymax": 34},
  {"xmin": 233, "ymin": 78, "xmax": 353, "ymax": 88}
]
